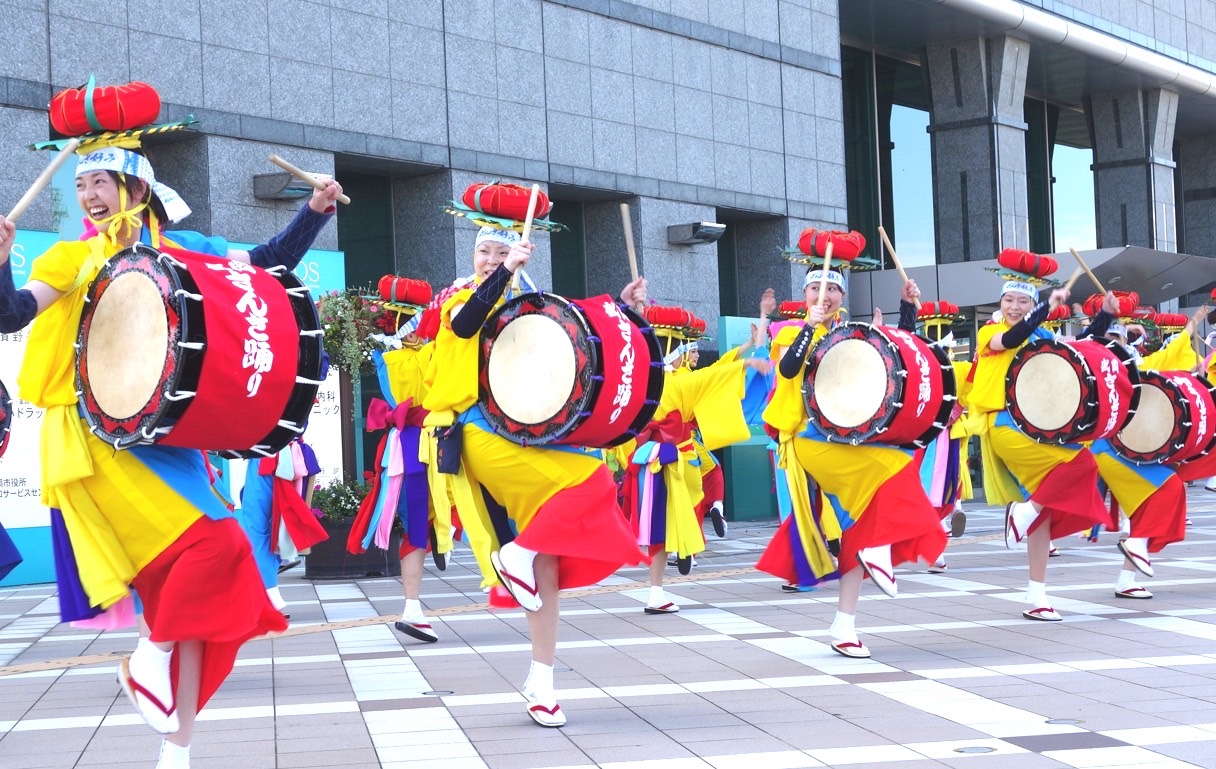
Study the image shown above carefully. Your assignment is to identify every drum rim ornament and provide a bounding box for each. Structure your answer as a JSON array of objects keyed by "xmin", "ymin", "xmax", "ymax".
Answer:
[
  {"xmin": 0, "ymin": 376, "xmax": 11, "ymax": 459},
  {"xmin": 802, "ymin": 321, "xmax": 958, "ymax": 450},
  {"xmin": 75, "ymin": 244, "xmax": 324, "ymax": 459},
  {"xmin": 1004, "ymin": 338, "xmax": 1139, "ymax": 445},
  {"xmin": 478, "ymin": 293, "xmax": 665, "ymax": 448}
]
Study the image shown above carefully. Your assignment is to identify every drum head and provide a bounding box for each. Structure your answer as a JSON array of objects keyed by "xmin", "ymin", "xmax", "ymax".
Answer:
[
  {"xmin": 84, "ymin": 271, "xmax": 169, "ymax": 420},
  {"xmin": 486, "ymin": 313, "xmax": 577, "ymax": 424},
  {"xmin": 1116, "ymin": 382, "xmax": 1174, "ymax": 455},
  {"xmin": 1012, "ymin": 353, "xmax": 1082, "ymax": 431},
  {"xmin": 814, "ymin": 338, "xmax": 888, "ymax": 429}
]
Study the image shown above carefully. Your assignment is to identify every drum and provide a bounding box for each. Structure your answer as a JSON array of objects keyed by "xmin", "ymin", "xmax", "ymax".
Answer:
[
  {"xmin": 1112, "ymin": 371, "xmax": 1216, "ymax": 465},
  {"xmin": 76, "ymin": 244, "xmax": 324, "ymax": 459},
  {"xmin": 1005, "ymin": 338, "xmax": 1137, "ymax": 445},
  {"xmin": 802, "ymin": 322, "xmax": 956, "ymax": 449},
  {"xmin": 478, "ymin": 292, "xmax": 665, "ymax": 448},
  {"xmin": 0, "ymin": 377, "xmax": 11, "ymax": 459}
]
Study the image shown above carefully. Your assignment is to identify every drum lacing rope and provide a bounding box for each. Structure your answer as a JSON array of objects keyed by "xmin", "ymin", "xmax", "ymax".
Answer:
[{"xmin": 173, "ymin": 289, "xmax": 203, "ymax": 302}]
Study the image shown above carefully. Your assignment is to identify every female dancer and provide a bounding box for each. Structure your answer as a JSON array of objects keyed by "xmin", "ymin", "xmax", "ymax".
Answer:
[
  {"xmin": 421, "ymin": 226, "xmax": 647, "ymax": 727},
  {"xmin": 0, "ymin": 143, "xmax": 342, "ymax": 768},
  {"xmin": 758, "ymin": 270, "xmax": 946, "ymax": 657},
  {"xmin": 974, "ymin": 276, "xmax": 1114, "ymax": 621}
]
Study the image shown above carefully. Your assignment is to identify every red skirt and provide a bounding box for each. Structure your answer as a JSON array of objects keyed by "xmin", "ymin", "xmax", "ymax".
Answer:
[
  {"xmin": 694, "ymin": 465, "xmax": 724, "ymax": 526},
  {"xmin": 1027, "ymin": 453, "xmax": 1107, "ymax": 539},
  {"xmin": 836, "ymin": 463, "xmax": 947, "ymax": 576},
  {"xmin": 1129, "ymin": 476, "xmax": 1188, "ymax": 553},
  {"xmin": 132, "ymin": 517, "xmax": 286, "ymax": 711},
  {"xmin": 515, "ymin": 464, "xmax": 647, "ymax": 590}
]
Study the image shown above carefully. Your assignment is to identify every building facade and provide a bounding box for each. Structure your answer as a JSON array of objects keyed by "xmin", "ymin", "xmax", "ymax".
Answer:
[{"xmin": 2, "ymin": 0, "xmax": 1214, "ymax": 344}]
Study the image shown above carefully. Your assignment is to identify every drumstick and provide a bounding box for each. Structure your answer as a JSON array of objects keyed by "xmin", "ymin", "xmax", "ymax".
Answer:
[
  {"xmin": 7, "ymin": 139, "xmax": 80, "ymax": 222},
  {"xmin": 267, "ymin": 154, "xmax": 351, "ymax": 205},
  {"xmin": 818, "ymin": 240, "xmax": 835, "ymax": 309},
  {"xmin": 510, "ymin": 183, "xmax": 541, "ymax": 293},
  {"xmin": 1068, "ymin": 247, "xmax": 1106, "ymax": 295},
  {"xmin": 877, "ymin": 225, "xmax": 921, "ymax": 309},
  {"xmin": 620, "ymin": 203, "xmax": 644, "ymax": 311}
]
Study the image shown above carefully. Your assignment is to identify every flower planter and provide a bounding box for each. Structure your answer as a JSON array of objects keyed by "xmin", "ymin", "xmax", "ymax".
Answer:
[{"xmin": 304, "ymin": 517, "xmax": 401, "ymax": 580}]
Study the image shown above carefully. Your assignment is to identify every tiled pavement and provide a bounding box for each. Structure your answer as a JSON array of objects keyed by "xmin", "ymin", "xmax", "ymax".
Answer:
[{"xmin": 5, "ymin": 492, "xmax": 1216, "ymax": 768}]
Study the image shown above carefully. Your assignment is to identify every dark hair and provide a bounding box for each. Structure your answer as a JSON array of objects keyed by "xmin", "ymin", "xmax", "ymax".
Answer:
[{"xmin": 103, "ymin": 170, "xmax": 169, "ymax": 222}]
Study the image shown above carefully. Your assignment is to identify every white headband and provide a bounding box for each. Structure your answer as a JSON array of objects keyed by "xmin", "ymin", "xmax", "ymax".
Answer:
[
  {"xmin": 475, "ymin": 226, "xmax": 520, "ymax": 248},
  {"xmin": 1107, "ymin": 323, "xmax": 1127, "ymax": 338},
  {"xmin": 76, "ymin": 147, "xmax": 191, "ymax": 223},
  {"xmin": 1001, "ymin": 280, "xmax": 1038, "ymax": 299},
  {"xmin": 805, "ymin": 269, "xmax": 844, "ymax": 289}
]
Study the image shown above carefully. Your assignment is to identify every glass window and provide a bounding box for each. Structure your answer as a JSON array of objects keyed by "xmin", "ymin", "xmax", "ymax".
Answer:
[
  {"xmin": 888, "ymin": 104, "xmax": 935, "ymax": 267},
  {"xmin": 1052, "ymin": 144, "xmax": 1096, "ymax": 251},
  {"xmin": 843, "ymin": 47, "xmax": 936, "ymax": 267}
]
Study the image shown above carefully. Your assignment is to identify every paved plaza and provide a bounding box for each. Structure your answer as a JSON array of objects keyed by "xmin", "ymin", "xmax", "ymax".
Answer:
[{"xmin": 5, "ymin": 493, "xmax": 1216, "ymax": 768}]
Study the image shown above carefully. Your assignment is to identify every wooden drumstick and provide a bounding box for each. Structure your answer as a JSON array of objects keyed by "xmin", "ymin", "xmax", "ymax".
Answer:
[
  {"xmin": 267, "ymin": 154, "xmax": 351, "ymax": 205},
  {"xmin": 7, "ymin": 139, "xmax": 81, "ymax": 222},
  {"xmin": 620, "ymin": 202, "xmax": 644, "ymax": 311},
  {"xmin": 510, "ymin": 183, "xmax": 541, "ymax": 293},
  {"xmin": 877, "ymin": 225, "xmax": 921, "ymax": 310},
  {"xmin": 818, "ymin": 240, "xmax": 835, "ymax": 309},
  {"xmin": 1069, "ymin": 247, "xmax": 1106, "ymax": 295}
]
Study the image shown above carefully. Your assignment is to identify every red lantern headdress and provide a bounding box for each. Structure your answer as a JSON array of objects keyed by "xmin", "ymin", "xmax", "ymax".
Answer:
[
  {"xmin": 781, "ymin": 227, "xmax": 877, "ymax": 270},
  {"xmin": 986, "ymin": 248, "xmax": 1062, "ymax": 295},
  {"xmin": 445, "ymin": 180, "xmax": 565, "ymax": 233}
]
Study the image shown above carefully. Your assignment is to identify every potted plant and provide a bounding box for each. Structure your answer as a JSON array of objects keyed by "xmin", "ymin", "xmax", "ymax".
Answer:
[
  {"xmin": 304, "ymin": 476, "xmax": 402, "ymax": 580},
  {"xmin": 316, "ymin": 289, "xmax": 389, "ymax": 376}
]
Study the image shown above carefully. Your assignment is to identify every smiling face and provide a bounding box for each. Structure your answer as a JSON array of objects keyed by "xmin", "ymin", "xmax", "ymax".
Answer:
[
  {"xmin": 999, "ymin": 291, "xmax": 1035, "ymax": 323},
  {"xmin": 473, "ymin": 239, "xmax": 511, "ymax": 280},
  {"xmin": 76, "ymin": 171, "xmax": 147, "ymax": 222},
  {"xmin": 804, "ymin": 280, "xmax": 844, "ymax": 317}
]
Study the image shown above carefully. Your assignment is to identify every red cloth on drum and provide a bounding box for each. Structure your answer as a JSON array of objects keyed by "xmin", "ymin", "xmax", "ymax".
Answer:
[
  {"xmin": 270, "ymin": 476, "xmax": 328, "ymax": 553},
  {"xmin": 694, "ymin": 465, "xmax": 724, "ymax": 526},
  {"xmin": 1128, "ymin": 477, "xmax": 1187, "ymax": 553},
  {"xmin": 1024, "ymin": 452, "xmax": 1107, "ymax": 539},
  {"xmin": 513, "ymin": 465, "xmax": 646, "ymax": 590},
  {"xmin": 132, "ymin": 517, "xmax": 286, "ymax": 711},
  {"xmin": 834, "ymin": 463, "xmax": 947, "ymax": 575}
]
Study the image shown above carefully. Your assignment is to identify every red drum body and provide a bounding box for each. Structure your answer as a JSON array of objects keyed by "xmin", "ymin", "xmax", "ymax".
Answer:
[
  {"xmin": 1112, "ymin": 371, "xmax": 1216, "ymax": 465},
  {"xmin": 802, "ymin": 322, "xmax": 956, "ymax": 449},
  {"xmin": 0, "ymin": 377, "xmax": 11, "ymax": 458},
  {"xmin": 76, "ymin": 244, "xmax": 324, "ymax": 459},
  {"xmin": 1005, "ymin": 338, "xmax": 1137, "ymax": 445},
  {"xmin": 478, "ymin": 293, "xmax": 664, "ymax": 448}
]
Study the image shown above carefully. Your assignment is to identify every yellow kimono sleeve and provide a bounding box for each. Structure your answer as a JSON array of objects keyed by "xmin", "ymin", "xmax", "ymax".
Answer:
[
  {"xmin": 1140, "ymin": 331, "xmax": 1197, "ymax": 372},
  {"xmin": 660, "ymin": 361, "xmax": 749, "ymax": 450},
  {"xmin": 421, "ymin": 288, "xmax": 479, "ymax": 422},
  {"xmin": 762, "ymin": 323, "xmax": 818, "ymax": 435}
]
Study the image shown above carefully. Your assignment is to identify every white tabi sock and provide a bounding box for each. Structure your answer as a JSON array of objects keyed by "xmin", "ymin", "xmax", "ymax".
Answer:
[
  {"xmin": 829, "ymin": 611, "xmax": 857, "ymax": 643},
  {"xmin": 156, "ymin": 740, "xmax": 190, "ymax": 769},
  {"xmin": 648, "ymin": 585, "xmax": 666, "ymax": 606},
  {"xmin": 1026, "ymin": 580, "xmax": 1048, "ymax": 607},
  {"xmin": 1115, "ymin": 569, "xmax": 1137, "ymax": 592},
  {"xmin": 402, "ymin": 599, "xmax": 422, "ymax": 622},
  {"xmin": 523, "ymin": 660, "xmax": 554, "ymax": 701}
]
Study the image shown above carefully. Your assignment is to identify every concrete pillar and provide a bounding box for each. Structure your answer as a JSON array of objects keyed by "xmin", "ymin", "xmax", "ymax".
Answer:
[
  {"xmin": 1089, "ymin": 88, "xmax": 1179, "ymax": 251},
  {"xmin": 390, "ymin": 170, "xmax": 552, "ymax": 290},
  {"xmin": 925, "ymin": 35, "xmax": 1031, "ymax": 262},
  {"xmin": 1176, "ymin": 132, "xmax": 1216, "ymax": 259}
]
